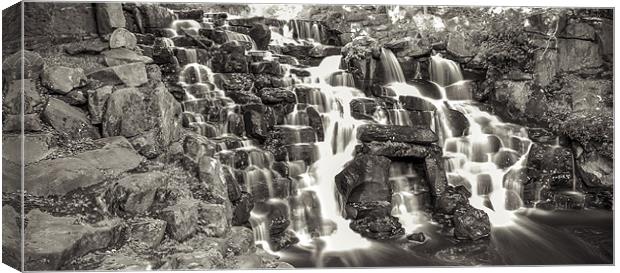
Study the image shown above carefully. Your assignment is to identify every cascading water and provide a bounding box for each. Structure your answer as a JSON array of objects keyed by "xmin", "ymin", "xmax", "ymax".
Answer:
[
  {"xmin": 380, "ymin": 48, "xmax": 405, "ymax": 83},
  {"xmin": 224, "ymin": 30, "xmax": 258, "ymax": 49},
  {"xmin": 384, "ymin": 54, "xmax": 534, "ymax": 226}
]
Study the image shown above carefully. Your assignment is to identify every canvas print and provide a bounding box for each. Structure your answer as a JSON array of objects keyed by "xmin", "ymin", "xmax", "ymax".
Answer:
[{"xmin": 1, "ymin": 1, "xmax": 614, "ymax": 270}]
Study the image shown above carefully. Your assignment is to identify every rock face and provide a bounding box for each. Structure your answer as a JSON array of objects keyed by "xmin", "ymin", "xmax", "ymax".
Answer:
[
  {"xmin": 336, "ymin": 155, "xmax": 392, "ymax": 205},
  {"xmin": 24, "ymin": 137, "xmax": 143, "ymax": 196},
  {"xmin": 42, "ymin": 98, "xmax": 100, "ymax": 140},
  {"xmin": 24, "ymin": 209, "xmax": 124, "ymax": 270}
]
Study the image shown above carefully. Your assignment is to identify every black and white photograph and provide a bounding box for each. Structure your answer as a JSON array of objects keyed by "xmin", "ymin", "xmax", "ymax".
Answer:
[{"xmin": 0, "ymin": 0, "xmax": 616, "ymax": 271}]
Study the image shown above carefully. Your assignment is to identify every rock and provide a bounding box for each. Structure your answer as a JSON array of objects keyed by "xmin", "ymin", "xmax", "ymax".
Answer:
[
  {"xmin": 3, "ymin": 79, "xmax": 43, "ymax": 115},
  {"xmin": 94, "ymin": 248, "xmax": 155, "ymax": 270},
  {"xmin": 41, "ymin": 66, "xmax": 87, "ymax": 94},
  {"xmin": 444, "ymin": 108, "xmax": 469, "ymax": 137},
  {"xmin": 42, "ymin": 98, "xmax": 100, "ymax": 139},
  {"xmin": 385, "ymin": 36, "xmax": 431, "ymax": 57},
  {"xmin": 24, "ymin": 209, "xmax": 123, "ymax": 270},
  {"xmin": 557, "ymin": 39, "xmax": 602, "ymax": 72},
  {"xmin": 309, "ymin": 44, "xmax": 342, "ymax": 57},
  {"xmin": 2, "ymin": 206, "xmax": 20, "ymax": 269},
  {"xmin": 226, "ymin": 226, "xmax": 256, "ymax": 255},
  {"xmin": 87, "ymin": 62, "xmax": 148, "ymax": 87},
  {"xmin": 306, "ymin": 106, "xmax": 324, "ymax": 141},
  {"xmin": 576, "ymin": 151, "xmax": 612, "ymax": 188},
  {"xmin": 159, "ymin": 198, "xmax": 200, "ymax": 241},
  {"xmin": 64, "ymin": 39, "xmax": 109, "ymax": 55},
  {"xmin": 102, "ymin": 87, "xmax": 148, "ymax": 137},
  {"xmin": 248, "ymin": 23, "xmax": 271, "ymax": 50},
  {"xmin": 102, "ymin": 48, "xmax": 153, "ymax": 66},
  {"xmin": 357, "ymin": 124, "xmax": 438, "ymax": 144},
  {"xmin": 243, "ymin": 104, "xmax": 274, "ymax": 143},
  {"xmin": 232, "ymin": 192, "xmax": 254, "ymax": 226},
  {"xmin": 110, "ymin": 28, "xmax": 137, "ymax": 49},
  {"xmin": 493, "ymin": 80, "xmax": 534, "ymax": 114},
  {"xmin": 436, "ymin": 190, "xmax": 469, "ymax": 214},
  {"xmin": 2, "ymin": 50, "xmax": 44, "ymax": 80},
  {"xmin": 23, "ymin": 137, "xmax": 143, "ymax": 196},
  {"xmin": 344, "ymin": 201, "xmax": 392, "ymax": 220},
  {"xmin": 3, "ymin": 114, "xmax": 43, "ymax": 132},
  {"xmin": 138, "ymin": 4, "xmax": 176, "ymax": 29},
  {"xmin": 399, "ymin": 96, "xmax": 436, "ymax": 111},
  {"xmin": 95, "ymin": 3, "xmax": 126, "ymax": 34},
  {"xmin": 198, "ymin": 203, "xmax": 230, "ymax": 237},
  {"xmin": 350, "ymin": 216, "xmax": 405, "ymax": 240},
  {"xmin": 424, "ymin": 147, "xmax": 449, "ymax": 197},
  {"xmin": 211, "ymin": 41, "xmax": 249, "ymax": 73},
  {"xmin": 128, "ymin": 218, "xmax": 167, "ymax": 248},
  {"xmin": 152, "ymin": 37, "xmax": 175, "ymax": 64},
  {"xmin": 447, "ymin": 32, "xmax": 476, "ymax": 58},
  {"xmin": 87, "ymin": 85, "xmax": 113, "ymax": 124},
  {"xmin": 250, "ymin": 61, "xmax": 285, "ymax": 77},
  {"xmin": 2, "ymin": 133, "xmax": 53, "ymax": 165},
  {"xmin": 162, "ymin": 249, "xmax": 223, "ymax": 270},
  {"xmin": 335, "ymin": 154, "xmax": 392, "ymax": 204},
  {"xmin": 198, "ymin": 156, "xmax": 229, "ymax": 199},
  {"xmin": 452, "ymin": 205, "xmax": 491, "ymax": 240},
  {"xmin": 407, "ymin": 232, "xmax": 426, "ymax": 243},
  {"xmin": 61, "ymin": 89, "xmax": 88, "ymax": 106},
  {"xmin": 104, "ymin": 171, "xmax": 168, "ymax": 215},
  {"xmin": 355, "ymin": 141, "xmax": 428, "ymax": 158},
  {"xmin": 560, "ymin": 21, "xmax": 596, "ymax": 41},
  {"xmin": 526, "ymin": 143, "xmax": 574, "ymax": 193},
  {"xmin": 269, "ymin": 230, "xmax": 299, "ymax": 251}
]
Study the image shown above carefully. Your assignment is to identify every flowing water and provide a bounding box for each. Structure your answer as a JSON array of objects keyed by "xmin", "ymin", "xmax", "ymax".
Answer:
[{"xmin": 170, "ymin": 17, "xmax": 611, "ymax": 266}]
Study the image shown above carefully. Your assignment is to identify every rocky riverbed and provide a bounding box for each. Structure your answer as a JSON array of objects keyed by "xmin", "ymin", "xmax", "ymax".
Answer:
[{"xmin": 1, "ymin": 2, "xmax": 613, "ymax": 270}]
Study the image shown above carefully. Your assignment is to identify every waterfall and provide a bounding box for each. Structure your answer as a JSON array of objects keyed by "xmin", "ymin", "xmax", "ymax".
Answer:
[
  {"xmin": 224, "ymin": 30, "xmax": 257, "ymax": 50},
  {"xmin": 289, "ymin": 19, "xmax": 322, "ymax": 43},
  {"xmin": 386, "ymin": 55, "xmax": 534, "ymax": 227},
  {"xmin": 380, "ymin": 48, "xmax": 406, "ymax": 83}
]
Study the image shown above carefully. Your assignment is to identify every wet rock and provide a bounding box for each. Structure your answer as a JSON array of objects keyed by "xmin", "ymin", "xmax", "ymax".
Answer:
[
  {"xmin": 385, "ymin": 36, "xmax": 431, "ymax": 57},
  {"xmin": 350, "ymin": 216, "xmax": 405, "ymax": 240},
  {"xmin": 95, "ymin": 3, "xmax": 125, "ymax": 34},
  {"xmin": 444, "ymin": 108, "xmax": 470, "ymax": 137},
  {"xmin": 407, "ymin": 232, "xmax": 426, "ymax": 243},
  {"xmin": 198, "ymin": 156, "xmax": 229, "ymax": 199},
  {"xmin": 41, "ymin": 65, "xmax": 87, "ymax": 94},
  {"xmin": 243, "ymin": 104, "xmax": 275, "ymax": 143},
  {"xmin": 2, "ymin": 50, "xmax": 44, "ymax": 80},
  {"xmin": 269, "ymin": 230, "xmax": 299, "ymax": 251},
  {"xmin": 199, "ymin": 29, "xmax": 228, "ymax": 44},
  {"xmin": 452, "ymin": 205, "xmax": 491, "ymax": 240},
  {"xmin": 102, "ymin": 48, "xmax": 153, "ymax": 66},
  {"xmin": 64, "ymin": 39, "xmax": 109, "ymax": 55},
  {"xmin": 42, "ymin": 98, "xmax": 100, "ymax": 139},
  {"xmin": 87, "ymin": 85, "xmax": 113, "ymax": 124},
  {"xmin": 344, "ymin": 200, "xmax": 392, "ymax": 220},
  {"xmin": 527, "ymin": 127, "xmax": 557, "ymax": 144},
  {"xmin": 152, "ymin": 37, "xmax": 175, "ymax": 64},
  {"xmin": 211, "ymin": 41, "xmax": 249, "ymax": 73},
  {"xmin": 248, "ymin": 23, "xmax": 271, "ymax": 50},
  {"xmin": 309, "ymin": 44, "xmax": 342, "ymax": 57},
  {"xmin": 24, "ymin": 209, "xmax": 124, "ymax": 270},
  {"xmin": 23, "ymin": 137, "xmax": 143, "ymax": 196},
  {"xmin": 306, "ymin": 106, "xmax": 324, "ymax": 141},
  {"xmin": 198, "ymin": 203, "xmax": 230, "ymax": 237},
  {"xmin": 104, "ymin": 171, "xmax": 168, "ymax": 215},
  {"xmin": 350, "ymin": 98, "xmax": 378, "ymax": 119},
  {"xmin": 232, "ymin": 192, "xmax": 254, "ymax": 226},
  {"xmin": 267, "ymin": 125, "xmax": 317, "ymax": 146},
  {"xmin": 259, "ymin": 88, "xmax": 296, "ymax": 104},
  {"xmin": 87, "ymin": 62, "xmax": 148, "ymax": 87},
  {"xmin": 250, "ymin": 61, "xmax": 286, "ymax": 76},
  {"xmin": 355, "ymin": 141, "xmax": 429, "ymax": 159},
  {"xmin": 335, "ymin": 154, "xmax": 392, "ymax": 204},
  {"xmin": 357, "ymin": 123, "xmax": 438, "ymax": 144},
  {"xmin": 436, "ymin": 190, "xmax": 469, "ymax": 214},
  {"xmin": 4, "ymin": 79, "xmax": 43, "ymax": 115},
  {"xmin": 424, "ymin": 146, "xmax": 449, "ymax": 197},
  {"xmin": 399, "ymin": 96, "xmax": 436, "ymax": 111},
  {"xmin": 127, "ymin": 218, "xmax": 167, "ymax": 248},
  {"xmin": 159, "ymin": 198, "xmax": 200, "ymax": 241},
  {"xmin": 175, "ymin": 9, "xmax": 204, "ymax": 20}
]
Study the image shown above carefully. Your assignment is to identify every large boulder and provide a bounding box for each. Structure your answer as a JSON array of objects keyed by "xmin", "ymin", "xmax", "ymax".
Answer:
[
  {"xmin": 95, "ymin": 3, "xmax": 126, "ymax": 34},
  {"xmin": 452, "ymin": 205, "xmax": 491, "ymax": 240},
  {"xmin": 102, "ymin": 87, "xmax": 149, "ymax": 137},
  {"xmin": 159, "ymin": 198, "xmax": 200, "ymax": 241},
  {"xmin": 335, "ymin": 154, "xmax": 392, "ymax": 205},
  {"xmin": 349, "ymin": 216, "xmax": 405, "ymax": 240},
  {"xmin": 104, "ymin": 171, "xmax": 168, "ymax": 215},
  {"xmin": 357, "ymin": 124, "xmax": 438, "ymax": 144},
  {"xmin": 24, "ymin": 210, "xmax": 124, "ymax": 270},
  {"xmin": 576, "ymin": 151, "xmax": 613, "ymax": 188},
  {"xmin": 41, "ymin": 65, "xmax": 87, "ymax": 95},
  {"xmin": 42, "ymin": 98, "xmax": 100, "ymax": 140},
  {"xmin": 23, "ymin": 137, "xmax": 143, "ymax": 196}
]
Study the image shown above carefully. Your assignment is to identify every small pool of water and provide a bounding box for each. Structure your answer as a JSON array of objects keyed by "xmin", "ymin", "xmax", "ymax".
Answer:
[{"xmin": 278, "ymin": 209, "xmax": 613, "ymax": 267}]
